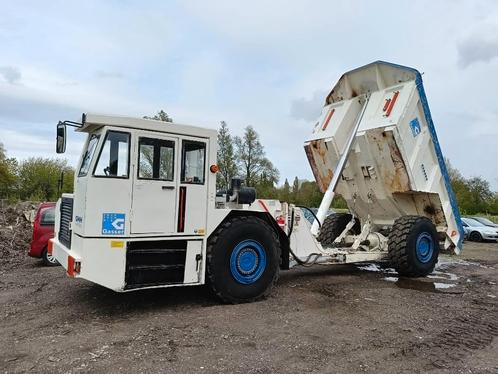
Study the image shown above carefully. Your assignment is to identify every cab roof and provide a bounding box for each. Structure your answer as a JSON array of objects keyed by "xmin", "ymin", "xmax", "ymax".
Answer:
[{"xmin": 76, "ymin": 113, "xmax": 217, "ymax": 139}]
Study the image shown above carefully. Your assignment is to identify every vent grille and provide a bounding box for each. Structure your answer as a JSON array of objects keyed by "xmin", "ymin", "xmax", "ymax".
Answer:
[
  {"xmin": 125, "ymin": 240, "xmax": 187, "ymax": 289},
  {"xmin": 59, "ymin": 197, "xmax": 73, "ymax": 249}
]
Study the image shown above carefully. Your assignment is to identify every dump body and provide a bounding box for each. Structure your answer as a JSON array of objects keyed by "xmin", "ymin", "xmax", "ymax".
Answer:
[{"xmin": 304, "ymin": 61, "xmax": 463, "ymax": 253}]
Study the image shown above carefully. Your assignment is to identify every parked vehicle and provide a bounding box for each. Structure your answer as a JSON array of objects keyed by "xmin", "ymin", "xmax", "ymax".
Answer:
[
  {"xmin": 29, "ymin": 202, "xmax": 59, "ymax": 266},
  {"xmin": 302, "ymin": 208, "xmax": 335, "ymax": 224},
  {"xmin": 461, "ymin": 217, "xmax": 498, "ymax": 242},
  {"xmin": 470, "ymin": 216, "xmax": 498, "ymax": 229},
  {"xmin": 50, "ymin": 61, "xmax": 463, "ymax": 303}
]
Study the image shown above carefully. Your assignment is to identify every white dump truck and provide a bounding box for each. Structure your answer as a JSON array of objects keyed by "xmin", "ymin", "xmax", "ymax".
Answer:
[{"xmin": 49, "ymin": 61, "xmax": 463, "ymax": 303}]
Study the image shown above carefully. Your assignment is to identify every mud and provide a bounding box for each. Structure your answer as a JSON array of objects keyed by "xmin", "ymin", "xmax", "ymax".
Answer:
[{"xmin": 0, "ymin": 241, "xmax": 497, "ymax": 373}]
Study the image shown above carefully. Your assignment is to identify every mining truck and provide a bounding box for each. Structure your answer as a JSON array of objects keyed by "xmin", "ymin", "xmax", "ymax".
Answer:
[{"xmin": 49, "ymin": 61, "xmax": 464, "ymax": 303}]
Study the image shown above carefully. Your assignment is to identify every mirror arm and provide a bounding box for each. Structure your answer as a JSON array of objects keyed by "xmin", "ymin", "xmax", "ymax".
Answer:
[{"xmin": 59, "ymin": 120, "xmax": 82, "ymax": 128}]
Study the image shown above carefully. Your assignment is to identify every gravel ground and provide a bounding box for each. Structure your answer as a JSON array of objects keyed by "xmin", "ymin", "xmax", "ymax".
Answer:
[{"xmin": 0, "ymin": 241, "xmax": 497, "ymax": 374}]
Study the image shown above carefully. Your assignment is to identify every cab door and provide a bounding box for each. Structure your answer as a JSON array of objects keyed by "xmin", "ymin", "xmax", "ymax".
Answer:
[
  {"xmin": 131, "ymin": 134, "xmax": 178, "ymax": 234},
  {"xmin": 177, "ymin": 138, "xmax": 208, "ymax": 234}
]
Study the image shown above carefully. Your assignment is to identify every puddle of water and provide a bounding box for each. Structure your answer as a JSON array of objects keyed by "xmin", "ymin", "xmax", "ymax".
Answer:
[
  {"xmin": 427, "ymin": 271, "xmax": 458, "ymax": 281},
  {"xmin": 356, "ymin": 264, "xmax": 383, "ymax": 272},
  {"xmin": 434, "ymin": 282, "xmax": 455, "ymax": 289},
  {"xmin": 383, "ymin": 277, "xmax": 456, "ymax": 293},
  {"xmin": 356, "ymin": 261, "xmax": 461, "ymax": 292},
  {"xmin": 436, "ymin": 256, "xmax": 491, "ymax": 270}
]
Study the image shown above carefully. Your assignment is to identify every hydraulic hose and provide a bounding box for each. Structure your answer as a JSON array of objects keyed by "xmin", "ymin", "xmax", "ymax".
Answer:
[{"xmin": 286, "ymin": 206, "xmax": 323, "ymax": 266}]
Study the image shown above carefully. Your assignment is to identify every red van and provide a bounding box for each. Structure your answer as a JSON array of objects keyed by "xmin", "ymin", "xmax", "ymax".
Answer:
[{"xmin": 29, "ymin": 202, "xmax": 59, "ymax": 266}]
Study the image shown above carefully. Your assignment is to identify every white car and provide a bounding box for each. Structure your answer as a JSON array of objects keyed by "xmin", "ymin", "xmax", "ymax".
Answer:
[{"xmin": 461, "ymin": 217, "xmax": 498, "ymax": 242}]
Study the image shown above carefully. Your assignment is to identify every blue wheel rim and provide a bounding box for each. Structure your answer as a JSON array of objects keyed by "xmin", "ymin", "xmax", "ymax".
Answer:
[
  {"xmin": 415, "ymin": 232, "xmax": 434, "ymax": 263},
  {"xmin": 230, "ymin": 239, "xmax": 267, "ymax": 284}
]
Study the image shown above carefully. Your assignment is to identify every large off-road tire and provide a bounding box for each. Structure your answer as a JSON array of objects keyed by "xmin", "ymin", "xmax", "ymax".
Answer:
[
  {"xmin": 317, "ymin": 213, "xmax": 360, "ymax": 247},
  {"xmin": 207, "ymin": 215, "xmax": 281, "ymax": 304},
  {"xmin": 42, "ymin": 247, "xmax": 59, "ymax": 266},
  {"xmin": 388, "ymin": 215, "xmax": 439, "ymax": 277}
]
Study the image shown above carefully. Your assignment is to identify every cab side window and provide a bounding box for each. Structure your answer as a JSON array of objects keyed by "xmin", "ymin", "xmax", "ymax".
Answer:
[
  {"xmin": 94, "ymin": 131, "xmax": 130, "ymax": 178},
  {"xmin": 138, "ymin": 137, "xmax": 175, "ymax": 180},
  {"xmin": 181, "ymin": 140, "xmax": 206, "ymax": 184}
]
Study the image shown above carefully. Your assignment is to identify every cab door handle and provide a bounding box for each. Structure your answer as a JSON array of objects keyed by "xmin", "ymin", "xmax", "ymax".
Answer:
[{"xmin": 162, "ymin": 186, "xmax": 175, "ymax": 190}]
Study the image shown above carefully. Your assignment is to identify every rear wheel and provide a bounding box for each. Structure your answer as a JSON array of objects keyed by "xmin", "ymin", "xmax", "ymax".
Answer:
[
  {"xmin": 469, "ymin": 231, "xmax": 483, "ymax": 242},
  {"xmin": 388, "ymin": 215, "xmax": 439, "ymax": 277},
  {"xmin": 207, "ymin": 216, "xmax": 280, "ymax": 303},
  {"xmin": 317, "ymin": 213, "xmax": 360, "ymax": 247},
  {"xmin": 42, "ymin": 248, "xmax": 59, "ymax": 266}
]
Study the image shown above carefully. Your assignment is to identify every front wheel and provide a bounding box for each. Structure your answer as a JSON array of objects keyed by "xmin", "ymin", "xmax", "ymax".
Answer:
[
  {"xmin": 42, "ymin": 248, "xmax": 59, "ymax": 266},
  {"xmin": 207, "ymin": 216, "xmax": 280, "ymax": 303},
  {"xmin": 469, "ymin": 231, "xmax": 482, "ymax": 242},
  {"xmin": 388, "ymin": 216, "xmax": 439, "ymax": 277}
]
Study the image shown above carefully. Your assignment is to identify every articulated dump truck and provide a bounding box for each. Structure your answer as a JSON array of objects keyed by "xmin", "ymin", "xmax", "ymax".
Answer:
[{"xmin": 49, "ymin": 61, "xmax": 463, "ymax": 303}]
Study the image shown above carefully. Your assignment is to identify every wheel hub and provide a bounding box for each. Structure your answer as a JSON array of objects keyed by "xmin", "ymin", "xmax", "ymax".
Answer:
[
  {"xmin": 415, "ymin": 232, "xmax": 434, "ymax": 263},
  {"xmin": 230, "ymin": 240, "xmax": 267, "ymax": 284}
]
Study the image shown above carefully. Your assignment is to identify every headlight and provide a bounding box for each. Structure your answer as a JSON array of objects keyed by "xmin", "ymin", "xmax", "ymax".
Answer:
[{"xmin": 483, "ymin": 230, "xmax": 495, "ymax": 235}]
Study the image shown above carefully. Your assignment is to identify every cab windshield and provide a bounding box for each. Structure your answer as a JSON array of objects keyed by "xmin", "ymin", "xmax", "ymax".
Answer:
[{"xmin": 78, "ymin": 134, "xmax": 100, "ymax": 177}]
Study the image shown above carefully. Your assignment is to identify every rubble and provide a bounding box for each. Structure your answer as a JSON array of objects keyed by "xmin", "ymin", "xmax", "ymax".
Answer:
[{"xmin": 0, "ymin": 200, "xmax": 37, "ymax": 269}]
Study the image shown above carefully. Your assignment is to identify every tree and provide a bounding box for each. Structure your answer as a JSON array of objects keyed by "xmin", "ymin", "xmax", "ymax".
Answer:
[
  {"xmin": 234, "ymin": 126, "xmax": 279, "ymax": 187},
  {"xmin": 295, "ymin": 180, "xmax": 323, "ymax": 207},
  {"xmin": 0, "ymin": 143, "xmax": 18, "ymax": 199},
  {"xmin": 279, "ymin": 178, "xmax": 291, "ymax": 202},
  {"xmin": 143, "ymin": 110, "xmax": 173, "ymax": 122},
  {"xmin": 292, "ymin": 176, "xmax": 300, "ymax": 203},
  {"xmin": 466, "ymin": 177, "xmax": 493, "ymax": 214},
  {"xmin": 446, "ymin": 157, "xmax": 496, "ymax": 215},
  {"xmin": 17, "ymin": 158, "xmax": 74, "ymax": 201},
  {"xmin": 216, "ymin": 121, "xmax": 238, "ymax": 190}
]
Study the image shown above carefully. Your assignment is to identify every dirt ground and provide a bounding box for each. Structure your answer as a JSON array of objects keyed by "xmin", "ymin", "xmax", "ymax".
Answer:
[{"xmin": 1, "ymin": 241, "xmax": 497, "ymax": 374}]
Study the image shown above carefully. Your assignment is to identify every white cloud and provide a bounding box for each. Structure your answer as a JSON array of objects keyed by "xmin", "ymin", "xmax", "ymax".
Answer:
[
  {"xmin": 0, "ymin": 66, "xmax": 21, "ymax": 84},
  {"xmin": 290, "ymin": 91, "xmax": 327, "ymax": 121}
]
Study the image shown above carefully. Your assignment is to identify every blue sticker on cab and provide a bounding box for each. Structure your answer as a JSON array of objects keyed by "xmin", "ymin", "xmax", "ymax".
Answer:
[{"xmin": 102, "ymin": 213, "xmax": 125, "ymax": 235}]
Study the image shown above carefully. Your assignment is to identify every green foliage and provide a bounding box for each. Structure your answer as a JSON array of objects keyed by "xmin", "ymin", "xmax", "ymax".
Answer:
[
  {"xmin": 0, "ymin": 145, "xmax": 74, "ymax": 202},
  {"xmin": 143, "ymin": 110, "xmax": 173, "ymax": 122},
  {"xmin": 17, "ymin": 158, "xmax": 74, "ymax": 201},
  {"xmin": 0, "ymin": 143, "xmax": 19, "ymax": 199},
  {"xmin": 446, "ymin": 158, "xmax": 497, "ymax": 215}
]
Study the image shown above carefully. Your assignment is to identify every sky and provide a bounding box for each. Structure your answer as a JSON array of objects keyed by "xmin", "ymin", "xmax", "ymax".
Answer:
[{"xmin": 1, "ymin": 0, "xmax": 497, "ymax": 190}]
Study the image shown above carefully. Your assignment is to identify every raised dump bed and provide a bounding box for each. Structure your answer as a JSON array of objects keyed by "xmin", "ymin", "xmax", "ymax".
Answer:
[{"xmin": 304, "ymin": 61, "xmax": 463, "ymax": 254}]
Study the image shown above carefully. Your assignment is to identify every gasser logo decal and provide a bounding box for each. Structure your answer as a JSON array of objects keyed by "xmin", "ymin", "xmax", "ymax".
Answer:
[{"xmin": 102, "ymin": 213, "xmax": 125, "ymax": 235}]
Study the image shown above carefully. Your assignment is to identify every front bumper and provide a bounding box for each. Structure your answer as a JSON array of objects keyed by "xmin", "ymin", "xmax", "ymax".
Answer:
[
  {"xmin": 482, "ymin": 233, "xmax": 498, "ymax": 241},
  {"xmin": 49, "ymin": 238, "xmax": 81, "ymax": 277},
  {"xmin": 49, "ymin": 235, "xmax": 128, "ymax": 291}
]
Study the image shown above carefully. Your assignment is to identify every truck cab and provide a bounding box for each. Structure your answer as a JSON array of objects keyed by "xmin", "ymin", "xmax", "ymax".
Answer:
[{"xmin": 52, "ymin": 115, "xmax": 226, "ymax": 290}]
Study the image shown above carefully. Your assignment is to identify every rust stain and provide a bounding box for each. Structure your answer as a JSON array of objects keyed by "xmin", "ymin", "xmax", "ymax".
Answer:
[
  {"xmin": 385, "ymin": 133, "xmax": 410, "ymax": 193},
  {"xmin": 321, "ymin": 169, "xmax": 334, "ymax": 192},
  {"xmin": 305, "ymin": 140, "xmax": 334, "ymax": 193},
  {"xmin": 311, "ymin": 139, "xmax": 328, "ymax": 165},
  {"xmin": 304, "ymin": 144, "xmax": 325, "ymax": 192}
]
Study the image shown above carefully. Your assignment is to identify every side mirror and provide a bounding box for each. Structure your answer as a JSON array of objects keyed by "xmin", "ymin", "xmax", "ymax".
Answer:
[{"xmin": 56, "ymin": 122, "xmax": 66, "ymax": 153}]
